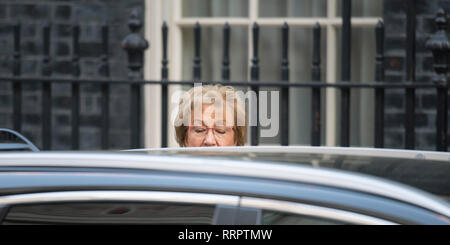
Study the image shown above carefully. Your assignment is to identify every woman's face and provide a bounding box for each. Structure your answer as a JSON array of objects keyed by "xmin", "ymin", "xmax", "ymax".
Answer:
[{"xmin": 184, "ymin": 104, "xmax": 236, "ymax": 147}]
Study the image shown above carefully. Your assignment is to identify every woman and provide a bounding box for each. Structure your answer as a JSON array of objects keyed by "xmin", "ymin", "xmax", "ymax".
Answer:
[{"xmin": 174, "ymin": 84, "xmax": 246, "ymax": 147}]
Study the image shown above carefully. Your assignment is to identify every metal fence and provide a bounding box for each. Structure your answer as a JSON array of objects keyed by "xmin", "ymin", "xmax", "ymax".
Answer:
[{"xmin": 0, "ymin": 1, "xmax": 449, "ymax": 151}]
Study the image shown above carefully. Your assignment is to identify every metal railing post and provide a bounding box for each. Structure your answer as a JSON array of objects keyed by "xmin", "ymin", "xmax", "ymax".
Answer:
[
  {"xmin": 161, "ymin": 22, "xmax": 169, "ymax": 148},
  {"xmin": 122, "ymin": 9, "xmax": 149, "ymax": 149},
  {"xmin": 12, "ymin": 21, "xmax": 22, "ymax": 133},
  {"xmin": 426, "ymin": 8, "xmax": 449, "ymax": 152},
  {"xmin": 100, "ymin": 24, "xmax": 110, "ymax": 150},
  {"xmin": 42, "ymin": 22, "xmax": 52, "ymax": 150},
  {"xmin": 280, "ymin": 22, "xmax": 289, "ymax": 146},
  {"xmin": 71, "ymin": 24, "xmax": 80, "ymax": 150},
  {"xmin": 250, "ymin": 22, "xmax": 260, "ymax": 146},
  {"xmin": 193, "ymin": 22, "xmax": 201, "ymax": 82},
  {"xmin": 311, "ymin": 23, "xmax": 321, "ymax": 147},
  {"xmin": 405, "ymin": 0, "xmax": 417, "ymax": 149},
  {"xmin": 374, "ymin": 21, "xmax": 385, "ymax": 148},
  {"xmin": 341, "ymin": 0, "xmax": 351, "ymax": 147}
]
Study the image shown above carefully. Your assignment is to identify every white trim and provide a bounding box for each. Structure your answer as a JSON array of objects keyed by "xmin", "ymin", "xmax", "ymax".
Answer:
[
  {"xmin": 144, "ymin": 0, "xmax": 163, "ymax": 148},
  {"xmin": 176, "ymin": 18, "xmax": 250, "ymax": 26},
  {"xmin": 0, "ymin": 191, "xmax": 239, "ymax": 206},
  {"xmin": 240, "ymin": 197, "xmax": 397, "ymax": 225},
  {"xmin": 326, "ymin": 0, "xmax": 337, "ymax": 146},
  {"xmin": 168, "ymin": 0, "xmax": 183, "ymax": 147}
]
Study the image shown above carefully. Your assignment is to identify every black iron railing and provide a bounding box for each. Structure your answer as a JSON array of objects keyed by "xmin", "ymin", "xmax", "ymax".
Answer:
[
  {"xmin": 0, "ymin": 1, "xmax": 448, "ymax": 152},
  {"xmin": 406, "ymin": 0, "xmax": 417, "ymax": 150}
]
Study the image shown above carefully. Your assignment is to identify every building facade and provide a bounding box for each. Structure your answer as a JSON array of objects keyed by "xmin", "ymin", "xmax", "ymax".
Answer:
[{"xmin": 0, "ymin": 0, "xmax": 448, "ymax": 151}]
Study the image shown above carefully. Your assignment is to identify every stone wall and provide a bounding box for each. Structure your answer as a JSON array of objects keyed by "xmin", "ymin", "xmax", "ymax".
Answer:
[
  {"xmin": 383, "ymin": 0, "xmax": 449, "ymax": 150},
  {"xmin": 0, "ymin": 0, "xmax": 145, "ymax": 150}
]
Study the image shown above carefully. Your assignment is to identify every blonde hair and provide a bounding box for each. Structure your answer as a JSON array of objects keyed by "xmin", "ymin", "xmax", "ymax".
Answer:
[{"xmin": 174, "ymin": 84, "xmax": 246, "ymax": 146}]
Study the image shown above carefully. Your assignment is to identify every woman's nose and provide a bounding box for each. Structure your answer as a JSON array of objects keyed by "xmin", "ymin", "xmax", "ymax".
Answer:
[{"xmin": 202, "ymin": 130, "xmax": 217, "ymax": 146}]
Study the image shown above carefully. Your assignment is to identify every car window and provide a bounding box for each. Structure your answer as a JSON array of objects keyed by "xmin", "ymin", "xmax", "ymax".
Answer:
[
  {"xmin": 2, "ymin": 202, "xmax": 216, "ymax": 225},
  {"xmin": 262, "ymin": 210, "xmax": 348, "ymax": 225}
]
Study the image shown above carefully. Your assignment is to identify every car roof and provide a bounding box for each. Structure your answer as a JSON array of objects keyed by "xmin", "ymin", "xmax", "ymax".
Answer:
[
  {"xmin": 127, "ymin": 146, "xmax": 450, "ymax": 199},
  {"xmin": 0, "ymin": 149, "xmax": 449, "ymax": 217},
  {"xmin": 126, "ymin": 145, "xmax": 450, "ymax": 161}
]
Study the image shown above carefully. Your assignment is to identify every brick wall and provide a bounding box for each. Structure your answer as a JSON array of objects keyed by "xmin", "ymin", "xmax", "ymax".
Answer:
[
  {"xmin": 384, "ymin": 0, "xmax": 449, "ymax": 150},
  {"xmin": 0, "ymin": 0, "xmax": 145, "ymax": 150}
]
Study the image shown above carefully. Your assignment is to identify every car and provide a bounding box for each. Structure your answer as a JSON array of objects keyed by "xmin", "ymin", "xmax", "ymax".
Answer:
[
  {"xmin": 0, "ymin": 146, "xmax": 449, "ymax": 225},
  {"xmin": 0, "ymin": 128, "xmax": 39, "ymax": 152}
]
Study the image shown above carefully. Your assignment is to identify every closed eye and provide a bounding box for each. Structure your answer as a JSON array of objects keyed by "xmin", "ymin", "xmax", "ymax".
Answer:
[{"xmin": 215, "ymin": 129, "xmax": 226, "ymax": 134}]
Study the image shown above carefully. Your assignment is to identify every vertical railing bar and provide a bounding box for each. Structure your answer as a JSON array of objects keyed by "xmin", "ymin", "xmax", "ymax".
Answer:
[
  {"xmin": 193, "ymin": 22, "xmax": 201, "ymax": 81},
  {"xmin": 42, "ymin": 22, "xmax": 52, "ymax": 150},
  {"xmin": 71, "ymin": 24, "xmax": 80, "ymax": 150},
  {"xmin": 222, "ymin": 22, "xmax": 230, "ymax": 81},
  {"xmin": 122, "ymin": 9, "xmax": 148, "ymax": 149},
  {"xmin": 161, "ymin": 21, "xmax": 169, "ymax": 148},
  {"xmin": 13, "ymin": 21, "xmax": 22, "ymax": 132},
  {"xmin": 340, "ymin": 0, "xmax": 351, "ymax": 147},
  {"xmin": 426, "ymin": 8, "xmax": 449, "ymax": 152},
  {"xmin": 101, "ymin": 24, "xmax": 110, "ymax": 150},
  {"xmin": 250, "ymin": 22, "xmax": 260, "ymax": 146},
  {"xmin": 311, "ymin": 22, "xmax": 321, "ymax": 146},
  {"xmin": 129, "ymin": 80, "xmax": 142, "ymax": 149},
  {"xmin": 130, "ymin": 85, "xmax": 140, "ymax": 148},
  {"xmin": 435, "ymin": 79, "xmax": 448, "ymax": 151},
  {"xmin": 405, "ymin": 0, "xmax": 416, "ymax": 150},
  {"xmin": 280, "ymin": 22, "xmax": 289, "ymax": 146},
  {"xmin": 374, "ymin": 21, "xmax": 385, "ymax": 148}
]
